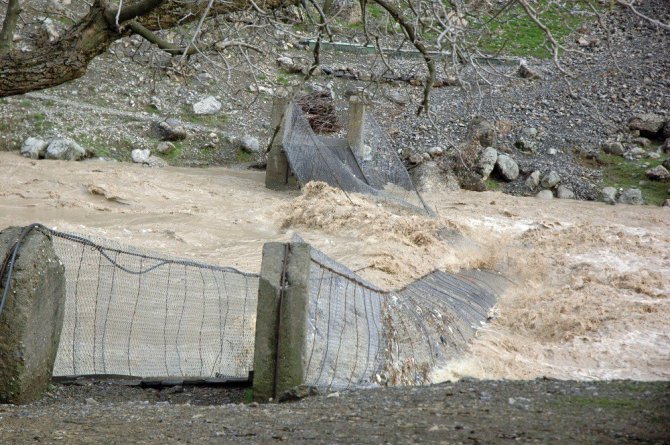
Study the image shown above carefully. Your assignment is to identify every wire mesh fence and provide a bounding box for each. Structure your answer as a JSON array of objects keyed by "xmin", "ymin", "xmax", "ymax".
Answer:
[
  {"xmin": 281, "ymin": 101, "xmax": 433, "ymax": 215},
  {"xmin": 48, "ymin": 229, "xmax": 259, "ymax": 380},
  {"xmin": 300, "ymin": 244, "xmax": 504, "ymax": 391},
  {"xmin": 2, "ymin": 225, "xmax": 504, "ymax": 389}
]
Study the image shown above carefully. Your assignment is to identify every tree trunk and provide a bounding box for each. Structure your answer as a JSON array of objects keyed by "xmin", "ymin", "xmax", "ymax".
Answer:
[
  {"xmin": 0, "ymin": 0, "xmax": 22, "ymax": 55},
  {"xmin": 0, "ymin": 0, "xmax": 299, "ymax": 98},
  {"xmin": 0, "ymin": 5, "xmax": 119, "ymax": 97}
]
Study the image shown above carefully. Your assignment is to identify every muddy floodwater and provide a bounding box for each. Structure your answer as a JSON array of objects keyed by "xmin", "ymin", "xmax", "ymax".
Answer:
[{"xmin": 1, "ymin": 152, "xmax": 668, "ymax": 381}]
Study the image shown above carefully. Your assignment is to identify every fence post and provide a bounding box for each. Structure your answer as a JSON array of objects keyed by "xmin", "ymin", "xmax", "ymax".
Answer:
[
  {"xmin": 265, "ymin": 95, "xmax": 299, "ymax": 190},
  {"xmin": 275, "ymin": 242, "xmax": 311, "ymax": 396},
  {"xmin": 0, "ymin": 225, "xmax": 66, "ymax": 404},
  {"xmin": 252, "ymin": 242, "xmax": 287, "ymax": 401},
  {"xmin": 347, "ymin": 95, "xmax": 370, "ymax": 160}
]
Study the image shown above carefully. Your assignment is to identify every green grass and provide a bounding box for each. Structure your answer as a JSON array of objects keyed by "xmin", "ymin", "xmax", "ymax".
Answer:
[
  {"xmin": 600, "ymin": 153, "xmax": 669, "ymax": 206},
  {"xmin": 479, "ymin": 0, "xmax": 591, "ymax": 59},
  {"xmin": 159, "ymin": 141, "xmax": 183, "ymax": 161},
  {"xmin": 485, "ymin": 178, "xmax": 502, "ymax": 191},
  {"xmin": 236, "ymin": 148, "xmax": 255, "ymax": 162}
]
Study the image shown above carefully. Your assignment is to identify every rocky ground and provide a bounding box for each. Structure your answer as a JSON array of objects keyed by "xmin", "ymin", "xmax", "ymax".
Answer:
[{"xmin": 0, "ymin": 379, "xmax": 668, "ymax": 443}]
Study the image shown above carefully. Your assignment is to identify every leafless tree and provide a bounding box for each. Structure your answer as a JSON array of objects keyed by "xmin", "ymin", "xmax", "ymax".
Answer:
[{"xmin": 0, "ymin": 0, "xmax": 668, "ymax": 114}]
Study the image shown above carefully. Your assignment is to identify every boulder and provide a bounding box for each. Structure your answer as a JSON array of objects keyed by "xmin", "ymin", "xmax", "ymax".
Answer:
[
  {"xmin": 646, "ymin": 165, "xmax": 670, "ymax": 181},
  {"xmin": 131, "ymin": 148, "xmax": 151, "ymax": 164},
  {"xmin": 525, "ymin": 170, "xmax": 540, "ymax": 189},
  {"xmin": 540, "ymin": 170, "xmax": 561, "ymax": 189},
  {"xmin": 536, "ymin": 190, "xmax": 553, "ymax": 199},
  {"xmin": 45, "ymin": 138, "xmax": 90, "ymax": 161},
  {"xmin": 193, "ymin": 96, "xmax": 222, "ymax": 115},
  {"xmin": 152, "ymin": 119, "xmax": 187, "ymax": 141},
  {"xmin": 411, "ymin": 161, "xmax": 455, "ymax": 193},
  {"xmin": 467, "ymin": 116, "xmax": 497, "ymax": 148},
  {"xmin": 476, "ymin": 147, "xmax": 497, "ymax": 179},
  {"xmin": 20, "ymin": 137, "xmax": 49, "ymax": 159},
  {"xmin": 240, "ymin": 135, "xmax": 261, "ymax": 154},
  {"xmin": 663, "ymin": 138, "xmax": 670, "ymax": 153},
  {"xmin": 631, "ymin": 137, "xmax": 652, "ymax": 148},
  {"xmin": 156, "ymin": 141, "xmax": 175, "ymax": 154},
  {"xmin": 628, "ymin": 113, "xmax": 665, "ymax": 138},
  {"xmin": 663, "ymin": 199, "xmax": 670, "ymax": 207},
  {"xmin": 556, "ymin": 185, "xmax": 575, "ymax": 199},
  {"xmin": 662, "ymin": 158, "xmax": 670, "ymax": 170},
  {"xmin": 601, "ymin": 187, "xmax": 617, "ymax": 205},
  {"xmin": 602, "ymin": 141, "xmax": 624, "ymax": 156},
  {"xmin": 618, "ymin": 188, "xmax": 644, "ymax": 205},
  {"xmin": 0, "ymin": 226, "xmax": 66, "ymax": 404},
  {"xmin": 495, "ymin": 154, "xmax": 519, "ymax": 181}
]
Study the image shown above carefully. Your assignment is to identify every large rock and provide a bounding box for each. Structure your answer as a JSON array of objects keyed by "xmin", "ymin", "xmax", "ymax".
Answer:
[
  {"xmin": 0, "ymin": 226, "xmax": 65, "ymax": 404},
  {"xmin": 152, "ymin": 119, "xmax": 188, "ymax": 141},
  {"xmin": 536, "ymin": 190, "xmax": 553, "ymax": 199},
  {"xmin": 411, "ymin": 161, "xmax": 456, "ymax": 193},
  {"xmin": 518, "ymin": 63, "xmax": 541, "ymax": 80},
  {"xmin": 193, "ymin": 96, "xmax": 222, "ymax": 115},
  {"xmin": 131, "ymin": 148, "xmax": 151, "ymax": 164},
  {"xmin": 602, "ymin": 141, "xmax": 624, "ymax": 156},
  {"xmin": 540, "ymin": 170, "xmax": 561, "ymax": 189},
  {"xmin": 476, "ymin": 147, "xmax": 497, "ymax": 179},
  {"xmin": 618, "ymin": 188, "xmax": 644, "ymax": 205},
  {"xmin": 601, "ymin": 187, "xmax": 617, "ymax": 205},
  {"xmin": 45, "ymin": 138, "xmax": 90, "ymax": 161},
  {"xmin": 628, "ymin": 113, "xmax": 665, "ymax": 138},
  {"xmin": 20, "ymin": 137, "xmax": 49, "ymax": 159},
  {"xmin": 240, "ymin": 135, "xmax": 261, "ymax": 154},
  {"xmin": 556, "ymin": 185, "xmax": 575, "ymax": 199},
  {"xmin": 494, "ymin": 154, "xmax": 519, "ymax": 181},
  {"xmin": 156, "ymin": 141, "xmax": 175, "ymax": 154},
  {"xmin": 646, "ymin": 165, "xmax": 670, "ymax": 181},
  {"xmin": 467, "ymin": 116, "xmax": 497, "ymax": 148},
  {"xmin": 525, "ymin": 170, "xmax": 540, "ymax": 190}
]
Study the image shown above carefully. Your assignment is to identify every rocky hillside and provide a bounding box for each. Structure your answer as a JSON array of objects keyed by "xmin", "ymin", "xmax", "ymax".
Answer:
[{"xmin": 1, "ymin": 0, "xmax": 668, "ymax": 205}]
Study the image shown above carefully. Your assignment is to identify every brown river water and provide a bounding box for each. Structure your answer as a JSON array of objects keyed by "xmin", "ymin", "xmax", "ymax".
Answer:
[{"xmin": 1, "ymin": 152, "xmax": 668, "ymax": 381}]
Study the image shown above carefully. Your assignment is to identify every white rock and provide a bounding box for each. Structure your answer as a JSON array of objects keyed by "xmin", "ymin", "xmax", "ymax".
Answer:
[
  {"xmin": 540, "ymin": 170, "xmax": 560, "ymax": 189},
  {"xmin": 21, "ymin": 137, "xmax": 49, "ymax": 159},
  {"xmin": 525, "ymin": 170, "xmax": 540, "ymax": 189},
  {"xmin": 556, "ymin": 185, "xmax": 575, "ymax": 199},
  {"xmin": 495, "ymin": 154, "xmax": 519, "ymax": 181},
  {"xmin": 240, "ymin": 135, "xmax": 261, "ymax": 154},
  {"xmin": 601, "ymin": 187, "xmax": 617, "ymax": 205},
  {"xmin": 477, "ymin": 147, "xmax": 498, "ymax": 179},
  {"xmin": 618, "ymin": 188, "xmax": 644, "ymax": 205},
  {"xmin": 193, "ymin": 96, "xmax": 222, "ymax": 115},
  {"xmin": 45, "ymin": 138, "xmax": 89, "ymax": 161},
  {"xmin": 131, "ymin": 148, "xmax": 151, "ymax": 164},
  {"xmin": 536, "ymin": 190, "xmax": 553, "ymax": 199}
]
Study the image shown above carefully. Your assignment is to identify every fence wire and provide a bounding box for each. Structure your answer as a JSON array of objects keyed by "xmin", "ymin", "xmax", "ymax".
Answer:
[
  {"xmin": 301, "ymin": 244, "xmax": 505, "ymax": 390},
  {"xmin": 48, "ymin": 229, "xmax": 259, "ymax": 380},
  {"xmin": 282, "ymin": 102, "xmax": 433, "ymax": 215}
]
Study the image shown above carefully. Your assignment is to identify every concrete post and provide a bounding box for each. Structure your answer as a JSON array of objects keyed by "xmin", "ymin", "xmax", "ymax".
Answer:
[
  {"xmin": 347, "ymin": 95, "xmax": 370, "ymax": 160},
  {"xmin": 252, "ymin": 242, "xmax": 287, "ymax": 402},
  {"xmin": 266, "ymin": 95, "xmax": 299, "ymax": 190},
  {"xmin": 252, "ymin": 242, "xmax": 312, "ymax": 401},
  {"xmin": 0, "ymin": 226, "xmax": 65, "ymax": 404},
  {"xmin": 275, "ymin": 243, "xmax": 311, "ymax": 396}
]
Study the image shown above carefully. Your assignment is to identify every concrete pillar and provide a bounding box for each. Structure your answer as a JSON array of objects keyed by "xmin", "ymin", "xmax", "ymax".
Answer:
[
  {"xmin": 265, "ymin": 95, "xmax": 299, "ymax": 190},
  {"xmin": 252, "ymin": 242, "xmax": 312, "ymax": 401},
  {"xmin": 0, "ymin": 226, "xmax": 65, "ymax": 404},
  {"xmin": 275, "ymin": 242, "xmax": 311, "ymax": 396},
  {"xmin": 347, "ymin": 95, "xmax": 370, "ymax": 160},
  {"xmin": 252, "ymin": 242, "xmax": 287, "ymax": 402}
]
